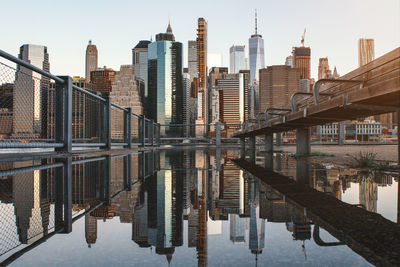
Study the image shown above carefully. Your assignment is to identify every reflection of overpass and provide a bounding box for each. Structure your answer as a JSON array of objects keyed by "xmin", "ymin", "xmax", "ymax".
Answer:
[
  {"xmin": 234, "ymin": 47, "xmax": 400, "ymax": 158},
  {"xmin": 232, "ymin": 158, "xmax": 400, "ymax": 266}
]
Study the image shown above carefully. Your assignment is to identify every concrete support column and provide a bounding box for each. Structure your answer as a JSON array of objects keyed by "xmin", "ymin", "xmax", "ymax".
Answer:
[
  {"xmin": 264, "ymin": 133, "xmax": 273, "ymax": 153},
  {"xmin": 249, "ymin": 136, "xmax": 256, "ymax": 163},
  {"xmin": 240, "ymin": 137, "xmax": 246, "ymax": 159},
  {"xmin": 338, "ymin": 123, "xmax": 345, "ymax": 146},
  {"xmin": 296, "ymin": 127, "xmax": 311, "ymax": 156}
]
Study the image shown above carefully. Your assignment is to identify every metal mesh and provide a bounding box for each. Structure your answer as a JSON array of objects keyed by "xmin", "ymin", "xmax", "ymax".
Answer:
[
  {"xmin": 110, "ymin": 106, "xmax": 124, "ymax": 143},
  {"xmin": 0, "ymin": 161, "xmax": 58, "ymax": 258},
  {"xmin": 71, "ymin": 88, "xmax": 104, "ymax": 143},
  {"xmin": 131, "ymin": 114, "xmax": 140, "ymax": 144},
  {"xmin": 0, "ymin": 62, "xmax": 55, "ymax": 143}
]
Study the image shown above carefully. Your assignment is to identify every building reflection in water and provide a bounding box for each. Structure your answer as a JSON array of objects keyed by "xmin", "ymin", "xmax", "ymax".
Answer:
[{"xmin": 0, "ymin": 150, "xmax": 398, "ymax": 265}]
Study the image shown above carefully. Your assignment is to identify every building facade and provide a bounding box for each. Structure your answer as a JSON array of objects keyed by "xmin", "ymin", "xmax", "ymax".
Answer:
[
  {"xmin": 188, "ymin": 40, "xmax": 198, "ymax": 83},
  {"xmin": 358, "ymin": 38, "xmax": 374, "ymax": 67},
  {"xmin": 90, "ymin": 67, "xmax": 117, "ymax": 96},
  {"xmin": 259, "ymin": 65, "xmax": 300, "ymax": 114},
  {"xmin": 292, "ymin": 46, "xmax": 311, "ymax": 80},
  {"xmin": 196, "ymin": 18, "xmax": 208, "ymax": 125},
  {"xmin": 13, "ymin": 44, "xmax": 50, "ymax": 138},
  {"xmin": 85, "ymin": 40, "xmax": 98, "ymax": 83},
  {"xmin": 132, "ymin": 40, "xmax": 151, "ymax": 99},
  {"xmin": 147, "ymin": 23, "xmax": 183, "ymax": 136},
  {"xmin": 248, "ymin": 11, "xmax": 265, "ymax": 119},
  {"xmin": 229, "ymin": 45, "xmax": 246, "ymax": 74}
]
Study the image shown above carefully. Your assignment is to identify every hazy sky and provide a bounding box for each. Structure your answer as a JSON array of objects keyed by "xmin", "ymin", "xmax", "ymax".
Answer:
[{"xmin": 1, "ymin": 0, "xmax": 399, "ymax": 79}]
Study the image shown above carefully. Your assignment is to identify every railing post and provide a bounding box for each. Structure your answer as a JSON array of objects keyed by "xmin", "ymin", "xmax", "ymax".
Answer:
[
  {"xmin": 104, "ymin": 97, "xmax": 111, "ymax": 149},
  {"xmin": 249, "ymin": 136, "xmax": 256, "ymax": 163},
  {"xmin": 149, "ymin": 120, "xmax": 154, "ymax": 146},
  {"xmin": 139, "ymin": 115, "xmax": 146, "ymax": 147},
  {"xmin": 216, "ymin": 122, "xmax": 221, "ymax": 146},
  {"xmin": 124, "ymin": 108, "xmax": 132, "ymax": 149},
  {"xmin": 240, "ymin": 137, "xmax": 245, "ymax": 159},
  {"xmin": 338, "ymin": 123, "xmax": 345, "ymax": 146},
  {"xmin": 156, "ymin": 123, "xmax": 161, "ymax": 147},
  {"xmin": 55, "ymin": 76, "xmax": 72, "ymax": 153},
  {"xmin": 124, "ymin": 154, "xmax": 132, "ymax": 191}
]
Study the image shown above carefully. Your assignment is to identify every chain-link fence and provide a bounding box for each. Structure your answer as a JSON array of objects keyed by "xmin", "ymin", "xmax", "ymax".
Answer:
[
  {"xmin": 0, "ymin": 152, "xmax": 148, "ymax": 263},
  {"xmin": 0, "ymin": 61, "xmax": 56, "ymax": 146}
]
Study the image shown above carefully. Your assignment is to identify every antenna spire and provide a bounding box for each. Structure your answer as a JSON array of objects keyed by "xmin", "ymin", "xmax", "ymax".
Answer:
[{"xmin": 255, "ymin": 9, "xmax": 258, "ymax": 35}]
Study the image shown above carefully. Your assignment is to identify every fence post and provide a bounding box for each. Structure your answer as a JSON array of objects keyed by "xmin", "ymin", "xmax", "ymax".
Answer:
[
  {"xmin": 104, "ymin": 155, "xmax": 111, "ymax": 204},
  {"xmin": 216, "ymin": 122, "xmax": 221, "ymax": 146},
  {"xmin": 124, "ymin": 108, "xmax": 132, "ymax": 149},
  {"xmin": 140, "ymin": 115, "xmax": 146, "ymax": 147},
  {"xmin": 55, "ymin": 76, "xmax": 72, "ymax": 153},
  {"xmin": 156, "ymin": 123, "xmax": 161, "ymax": 146},
  {"xmin": 149, "ymin": 120, "xmax": 154, "ymax": 146},
  {"xmin": 104, "ymin": 97, "xmax": 111, "ymax": 149}
]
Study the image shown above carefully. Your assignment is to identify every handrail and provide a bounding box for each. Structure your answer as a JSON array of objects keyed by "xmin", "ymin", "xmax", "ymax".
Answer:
[
  {"xmin": 0, "ymin": 49, "xmax": 64, "ymax": 83},
  {"xmin": 72, "ymin": 84, "xmax": 106, "ymax": 102},
  {"xmin": 111, "ymin": 102, "xmax": 128, "ymax": 112},
  {"xmin": 312, "ymin": 78, "xmax": 363, "ymax": 104}
]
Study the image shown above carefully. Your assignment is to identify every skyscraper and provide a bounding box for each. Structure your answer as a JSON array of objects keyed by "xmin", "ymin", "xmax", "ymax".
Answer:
[
  {"xmin": 249, "ymin": 10, "xmax": 265, "ymax": 83},
  {"xmin": 217, "ymin": 71, "xmax": 250, "ymax": 127},
  {"xmin": 182, "ymin": 73, "xmax": 191, "ymax": 137},
  {"xmin": 358, "ymin": 38, "xmax": 375, "ymax": 67},
  {"xmin": 292, "ymin": 46, "xmax": 311, "ymax": 80},
  {"xmin": 132, "ymin": 40, "xmax": 151, "ymax": 98},
  {"xmin": 85, "ymin": 40, "xmax": 98, "ymax": 83},
  {"xmin": 188, "ymin": 40, "xmax": 198, "ymax": 82},
  {"xmin": 259, "ymin": 65, "xmax": 300, "ymax": 113},
  {"xmin": 13, "ymin": 44, "xmax": 50, "ymax": 138},
  {"xmin": 248, "ymin": 10, "xmax": 265, "ymax": 119},
  {"xmin": 90, "ymin": 67, "xmax": 117, "ymax": 96},
  {"xmin": 196, "ymin": 18, "xmax": 208, "ymax": 125},
  {"xmin": 147, "ymin": 23, "xmax": 183, "ymax": 136},
  {"xmin": 230, "ymin": 45, "xmax": 246, "ymax": 74},
  {"xmin": 318, "ymin": 57, "xmax": 330, "ymax": 80}
]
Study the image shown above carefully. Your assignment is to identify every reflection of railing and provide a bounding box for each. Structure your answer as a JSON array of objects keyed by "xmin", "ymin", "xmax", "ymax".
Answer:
[
  {"xmin": 0, "ymin": 49, "xmax": 160, "ymax": 152},
  {"xmin": 0, "ymin": 151, "xmax": 157, "ymax": 265}
]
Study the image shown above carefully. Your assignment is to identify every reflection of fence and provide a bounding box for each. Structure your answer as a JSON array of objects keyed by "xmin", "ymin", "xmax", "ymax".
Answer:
[
  {"xmin": 158, "ymin": 123, "xmax": 241, "ymax": 145},
  {"xmin": 0, "ymin": 49, "xmax": 159, "ymax": 151},
  {"xmin": 0, "ymin": 151, "xmax": 157, "ymax": 264}
]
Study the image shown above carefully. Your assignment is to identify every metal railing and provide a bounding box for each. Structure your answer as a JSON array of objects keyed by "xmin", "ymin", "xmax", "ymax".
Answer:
[{"xmin": 0, "ymin": 49, "xmax": 160, "ymax": 152}]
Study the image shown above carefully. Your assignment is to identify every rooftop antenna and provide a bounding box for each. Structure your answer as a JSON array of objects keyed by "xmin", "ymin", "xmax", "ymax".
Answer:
[
  {"xmin": 89, "ymin": 40, "xmax": 92, "ymax": 45},
  {"xmin": 255, "ymin": 9, "xmax": 258, "ymax": 35}
]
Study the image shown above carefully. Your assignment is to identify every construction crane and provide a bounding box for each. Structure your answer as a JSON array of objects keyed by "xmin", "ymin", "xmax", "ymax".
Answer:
[{"xmin": 301, "ymin": 28, "xmax": 306, "ymax": 46}]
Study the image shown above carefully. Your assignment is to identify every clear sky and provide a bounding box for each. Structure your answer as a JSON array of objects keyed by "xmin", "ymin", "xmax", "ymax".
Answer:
[{"xmin": 1, "ymin": 0, "xmax": 399, "ymax": 79}]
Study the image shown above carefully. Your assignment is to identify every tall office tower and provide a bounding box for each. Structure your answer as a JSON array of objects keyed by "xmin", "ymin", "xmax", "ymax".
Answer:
[
  {"xmin": 217, "ymin": 71, "xmax": 250, "ymax": 129},
  {"xmin": 318, "ymin": 57, "xmax": 331, "ymax": 80},
  {"xmin": 132, "ymin": 40, "xmax": 151, "ymax": 99},
  {"xmin": 248, "ymin": 10, "xmax": 265, "ymax": 119},
  {"xmin": 229, "ymin": 45, "xmax": 246, "ymax": 74},
  {"xmin": 13, "ymin": 44, "xmax": 50, "ymax": 138},
  {"xmin": 196, "ymin": 18, "xmax": 208, "ymax": 124},
  {"xmin": 208, "ymin": 67, "xmax": 228, "ymax": 124},
  {"xmin": 230, "ymin": 214, "xmax": 246, "ymax": 243},
  {"xmin": 90, "ymin": 67, "xmax": 117, "ymax": 96},
  {"xmin": 85, "ymin": 40, "xmax": 98, "ymax": 83},
  {"xmin": 292, "ymin": 46, "xmax": 311, "ymax": 80},
  {"xmin": 0, "ymin": 83, "xmax": 13, "ymax": 137},
  {"xmin": 358, "ymin": 38, "xmax": 375, "ymax": 67},
  {"xmin": 147, "ymin": 23, "xmax": 183, "ymax": 136},
  {"xmin": 188, "ymin": 40, "xmax": 198, "ymax": 82},
  {"xmin": 182, "ymin": 73, "xmax": 191, "ymax": 137},
  {"xmin": 259, "ymin": 65, "xmax": 300, "ymax": 113}
]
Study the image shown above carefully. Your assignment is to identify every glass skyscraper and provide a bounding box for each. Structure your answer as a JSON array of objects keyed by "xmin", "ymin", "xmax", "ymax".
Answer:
[
  {"xmin": 248, "ymin": 10, "xmax": 265, "ymax": 117},
  {"xmin": 229, "ymin": 45, "xmax": 246, "ymax": 74},
  {"xmin": 13, "ymin": 44, "xmax": 50, "ymax": 138},
  {"xmin": 147, "ymin": 24, "xmax": 183, "ymax": 136}
]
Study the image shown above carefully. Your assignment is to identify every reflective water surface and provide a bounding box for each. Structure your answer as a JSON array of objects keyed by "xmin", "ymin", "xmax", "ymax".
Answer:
[{"xmin": 0, "ymin": 149, "xmax": 399, "ymax": 266}]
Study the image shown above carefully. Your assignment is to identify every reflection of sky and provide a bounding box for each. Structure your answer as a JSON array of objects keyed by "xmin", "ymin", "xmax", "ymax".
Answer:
[{"xmin": 10, "ymin": 215, "xmax": 371, "ymax": 267}]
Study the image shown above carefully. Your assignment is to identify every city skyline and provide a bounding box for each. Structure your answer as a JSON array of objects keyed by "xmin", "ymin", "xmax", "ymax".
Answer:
[{"xmin": 1, "ymin": 0, "xmax": 398, "ymax": 80}]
